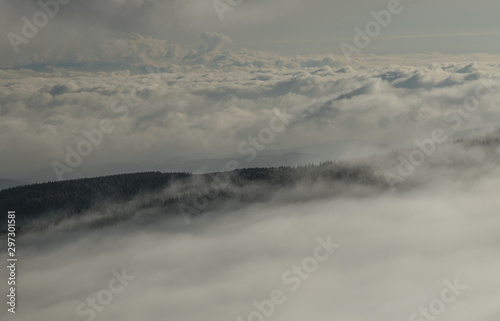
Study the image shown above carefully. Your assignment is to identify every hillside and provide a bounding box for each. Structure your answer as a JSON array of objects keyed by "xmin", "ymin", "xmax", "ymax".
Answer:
[{"xmin": 2, "ymin": 130, "xmax": 500, "ymax": 234}]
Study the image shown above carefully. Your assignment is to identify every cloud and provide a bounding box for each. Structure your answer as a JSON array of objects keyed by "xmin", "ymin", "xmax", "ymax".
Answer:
[
  {"xmin": 4, "ymin": 170, "xmax": 500, "ymax": 321},
  {"xmin": 198, "ymin": 32, "xmax": 232, "ymax": 55},
  {"xmin": 1, "ymin": 36, "xmax": 500, "ymax": 181},
  {"xmin": 2, "ymin": 0, "xmax": 500, "ymax": 66},
  {"xmin": 183, "ymin": 32, "xmax": 232, "ymax": 62}
]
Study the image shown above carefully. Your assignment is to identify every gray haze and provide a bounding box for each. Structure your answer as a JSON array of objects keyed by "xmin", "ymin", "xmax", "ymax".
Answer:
[
  {"xmin": 1, "ymin": 0, "xmax": 500, "ymax": 65},
  {"xmin": 1, "ymin": 1, "xmax": 500, "ymax": 181},
  {"xmin": 2, "ymin": 1, "xmax": 500, "ymax": 320},
  {"xmin": 3, "ymin": 134, "xmax": 500, "ymax": 320},
  {"xmin": 3, "ymin": 171, "xmax": 500, "ymax": 321},
  {"xmin": 1, "ymin": 54, "xmax": 500, "ymax": 181}
]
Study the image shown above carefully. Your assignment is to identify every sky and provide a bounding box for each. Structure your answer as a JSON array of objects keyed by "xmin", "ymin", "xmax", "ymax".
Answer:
[
  {"xmin": 1, "ymin": 0, "xmax": 500, "ymax": 183},
  {"xmin": 1, "ymin": 0, "xmax": 500, "ymax": 66},
  {"xmin": 2, "ymin": 2, "xmax": 500, "ymax": 319}
]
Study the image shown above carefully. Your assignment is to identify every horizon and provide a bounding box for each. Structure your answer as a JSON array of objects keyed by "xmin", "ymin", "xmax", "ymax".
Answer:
[{"xmin": 1, "ymin": 1, "xmax": 500, "ymax": 320}]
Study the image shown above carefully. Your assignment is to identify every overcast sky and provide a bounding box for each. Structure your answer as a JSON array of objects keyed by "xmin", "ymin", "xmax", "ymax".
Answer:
[
  {"xmin": 1, "ymin": 0, "xmax": 500, "ymax": 183},
  {"xmin": 1, "ymin": 0, "xmax": 500, "ymax": 66},
  {"xmin": 2, "ymin": 4, "xmax": 500, "ymax": 319}
]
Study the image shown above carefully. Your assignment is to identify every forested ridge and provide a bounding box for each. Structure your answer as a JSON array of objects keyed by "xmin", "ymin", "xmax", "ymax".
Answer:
[
  {"xmin": 4, "ymin": 130, "xmax": 500, "ymax": 234},
  {"xmin": 0, "ymin": 162, "xmax": 383, "ymax": 233}
]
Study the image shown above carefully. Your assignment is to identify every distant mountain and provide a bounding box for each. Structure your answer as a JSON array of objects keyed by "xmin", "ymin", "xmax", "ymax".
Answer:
[
  {"xmin": 0, "ymin": 163, "xmax": 383, "ymax": 234},
  {"xmin": 447, "ymin": 126, "xmax": 500, "ymax": 141},
  {"xmin": 2, "ymin": 130, "xmax": 500, "ymax": 234},
  {"xmin": 6, "ymin": 62, "xmax": 133, "ymax": 73},
  {"xmin": 0, "ymin": 179, "xmax": 27, "ymax": 191}
]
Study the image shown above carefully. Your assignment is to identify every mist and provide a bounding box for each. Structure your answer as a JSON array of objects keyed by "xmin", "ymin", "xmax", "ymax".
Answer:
[
  {"xmin": 2, "ymin": 1, "xmax": 500, "ymax": 320},
  {"xmin": 3, "ymin": 162, "xmax": 500, "ymax": 321}
]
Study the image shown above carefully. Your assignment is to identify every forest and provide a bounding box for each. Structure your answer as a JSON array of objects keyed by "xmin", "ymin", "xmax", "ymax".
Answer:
[
  {"xmin": 3, "ymin": 130, "xmax": 500, "ymax": 234},
  {"xmin": 0, "ymin": 162, "xmax": 385, "ymax": 233}
]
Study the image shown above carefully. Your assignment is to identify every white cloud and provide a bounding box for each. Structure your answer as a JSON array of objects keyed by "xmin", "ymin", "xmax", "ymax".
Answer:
[
  {"xmin": 4, "ymin": 172, "xmax": 500, "ymax": 321},
  {"xmin": 1, "ymin": 36, "xmax": 500, "ymax": 181}
]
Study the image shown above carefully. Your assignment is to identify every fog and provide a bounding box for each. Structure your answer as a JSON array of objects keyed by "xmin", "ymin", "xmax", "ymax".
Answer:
[
  {"xmin": 2, "ymin": 1, "xmax": 499, "ymax": 320},
  {"xmin": 3, "ymin": 168, "xmax": 500, "ymax": 321},
  {"xmin": 2, "ymin": 48, "xmax": 500, "ymax": 182},
  {"xmin": 2, "ymin": 0, "xmax": 500, "ymax": 63}
]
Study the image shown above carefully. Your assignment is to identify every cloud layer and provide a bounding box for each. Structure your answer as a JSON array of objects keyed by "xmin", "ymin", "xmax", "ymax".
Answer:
[
  {"xmin": 4, "ymin": 173, "xmax": 500, "ymax": 321},
  {"xmin": 1, "ymin": 0, "xmax": 500, "ymax": 63},
  {"xmin": 1, "ymin": 37, "xmax": 500, "ymax": 181}
]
